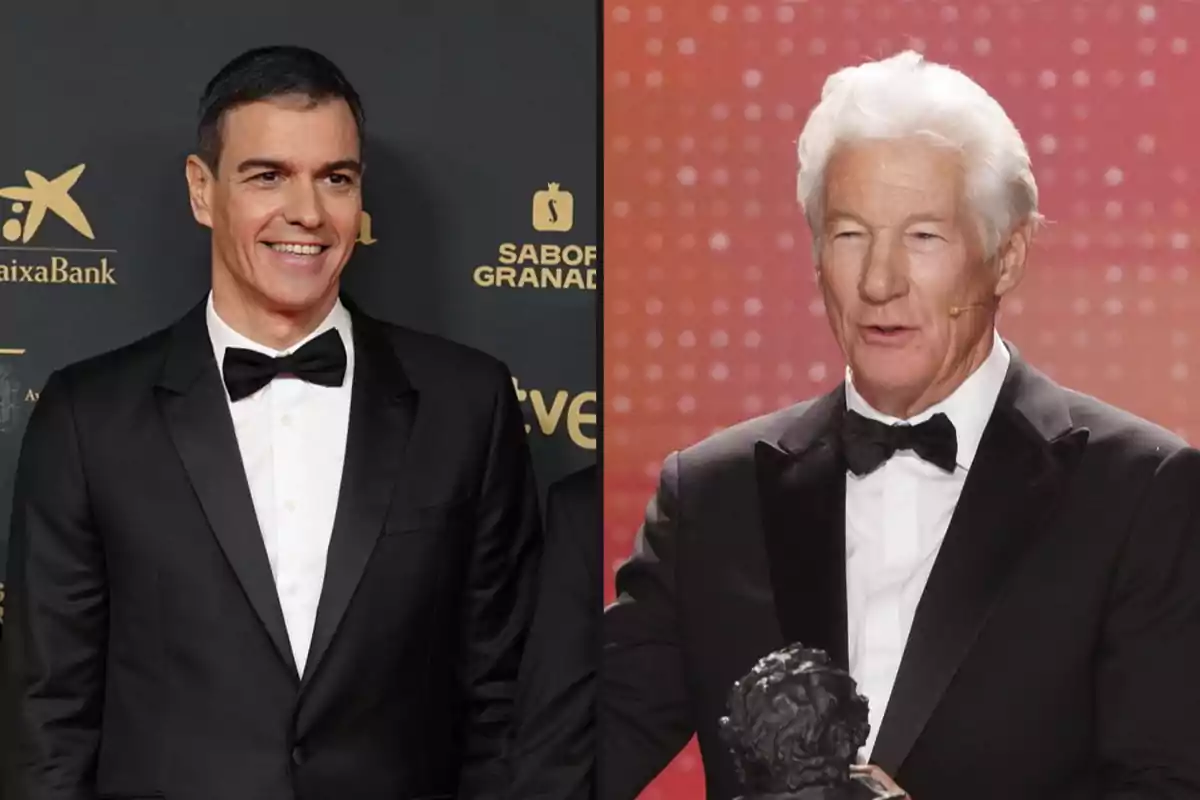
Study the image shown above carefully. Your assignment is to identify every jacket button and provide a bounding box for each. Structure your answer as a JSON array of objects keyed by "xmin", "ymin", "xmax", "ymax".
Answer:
[{"xmin": 292, "ymin": 745, "xmax": 305, "ymax": 765}]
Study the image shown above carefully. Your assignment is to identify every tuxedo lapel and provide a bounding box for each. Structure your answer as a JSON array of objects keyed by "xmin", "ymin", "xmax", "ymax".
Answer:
[
  {"xmin": 156, "ymin": 302, "xmax": 297, "ymax": 677},
  {"xmin": 301, "ymin": 309, "xmax": 416, "ymax": 688},
  {"xmin": 754, "ymin": 386, "xmax": 850, "ymax": 670},
  {"xmin": 870, "ymin": 353, "xmax": 1090, "ymax": 774}
]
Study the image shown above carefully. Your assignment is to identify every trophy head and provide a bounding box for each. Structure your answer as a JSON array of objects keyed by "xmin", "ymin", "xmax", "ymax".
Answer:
[{"xmin": 719, "ymin": 643, "xmax": 870, "ymax": 794}]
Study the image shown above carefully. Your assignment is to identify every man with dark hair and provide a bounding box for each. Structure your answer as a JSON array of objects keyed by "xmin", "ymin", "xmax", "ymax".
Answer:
[
  {"xmin": 4, "ymin": 45, "xmax": 541, "ymax": 799},
  {"xmin": 194, "ymin": 46, "xmax": 367, "ymax": 172}
]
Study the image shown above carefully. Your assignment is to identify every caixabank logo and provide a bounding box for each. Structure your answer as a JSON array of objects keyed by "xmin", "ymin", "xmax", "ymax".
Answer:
[
  {"xmin": 474, "ymin": 182, "xmax": 598, "ymax": 291},
  {"xmin": 0, "ymin": 164, "xmax": 118, "ymax": 286}
]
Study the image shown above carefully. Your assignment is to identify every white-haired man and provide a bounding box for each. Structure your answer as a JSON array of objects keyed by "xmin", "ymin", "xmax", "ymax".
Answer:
[{"xmin": 602, "ymin": 51, "xmax": 1200, "ymax": 800}]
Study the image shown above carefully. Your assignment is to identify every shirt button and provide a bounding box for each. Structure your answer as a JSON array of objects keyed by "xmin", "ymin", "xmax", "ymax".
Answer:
[
  {"xmin": 284, "ymin": 500, "xmax": 296, "ymax": 513},
  {"xmin": 291, "ymin": 745, "xmax": 305, "ymax": 765},
  {"xmin": 280, "ymin": 414, "xmax": 292, "ymax": 427}
]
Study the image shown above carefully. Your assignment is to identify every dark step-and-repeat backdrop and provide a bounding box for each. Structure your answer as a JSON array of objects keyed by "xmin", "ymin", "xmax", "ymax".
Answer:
[{"xmin": 0, "ymin": 3, "xmax": 597, "ymax": 610}]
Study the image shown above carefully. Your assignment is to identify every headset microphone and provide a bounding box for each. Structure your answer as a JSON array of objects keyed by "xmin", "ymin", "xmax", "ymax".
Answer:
[{"xmin": 948, "ymin": 303, "xmax": 988, "ymax": 318}]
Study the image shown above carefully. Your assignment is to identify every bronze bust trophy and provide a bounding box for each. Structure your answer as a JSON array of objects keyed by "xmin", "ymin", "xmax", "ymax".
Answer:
[{"xmin": 719, "ymin": 644, "xmax": 906, "ymax": 799}]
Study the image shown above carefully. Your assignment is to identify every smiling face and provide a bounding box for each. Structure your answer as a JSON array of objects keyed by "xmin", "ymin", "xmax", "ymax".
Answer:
[
  {"xmin": 186, "ymin": 94, "xmax": 362, "ymax": 346},
  {"xmin": 817, "ymin": 137, "xmax": 1027, "ymax": 418}
]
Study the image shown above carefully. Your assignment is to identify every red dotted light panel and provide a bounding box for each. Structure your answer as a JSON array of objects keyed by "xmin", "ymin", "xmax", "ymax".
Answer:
[{"xmin": 605, "ymin": 2, "xmax": 1200, "ymax": 797}]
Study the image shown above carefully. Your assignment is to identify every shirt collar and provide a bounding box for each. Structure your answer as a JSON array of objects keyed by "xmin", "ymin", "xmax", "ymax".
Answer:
[
  {"xmin": 845, "ymin": 328, "xmax": 1010, "ymax": 471},
  {"xmin": 206, "ymin": 291, "xmax": 354, "ymax": 365}
]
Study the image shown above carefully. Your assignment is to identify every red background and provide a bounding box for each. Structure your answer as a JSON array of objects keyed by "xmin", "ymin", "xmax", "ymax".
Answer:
[{"xmin": 604, "ymin": 1, "xmax": 1200, "ymax": 797}]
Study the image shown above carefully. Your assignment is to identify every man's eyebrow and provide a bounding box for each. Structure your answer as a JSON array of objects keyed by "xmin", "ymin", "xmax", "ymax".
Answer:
[
  {"xmin": 235, "ymin": 158, "xmax": 290, "ymax": 173},
  {"xmin": 233, "ymin": 158, "xmax": 363, "ymax": 175},
  {"xmin": 320, "ymin": 159, "xmax": 363, "ymax": 175}
]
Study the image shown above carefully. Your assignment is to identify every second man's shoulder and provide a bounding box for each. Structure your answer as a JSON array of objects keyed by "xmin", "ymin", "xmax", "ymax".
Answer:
[
  {"xmin": 666, "ymin": 397, "xmax": 825, "ymax": 481},
  {"xmin": 1060, "ymin": 386, "xmax": 1195, "ymax": 469}
]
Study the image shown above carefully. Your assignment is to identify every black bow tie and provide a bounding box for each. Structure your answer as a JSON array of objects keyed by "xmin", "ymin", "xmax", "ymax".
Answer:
[
  {"xmin": 840, "ymin": 409, "xmax": 958, "ymax": 476},
  {"xmin": 222, "ymin": 328, "xmax": 347, "ymax": 401}
]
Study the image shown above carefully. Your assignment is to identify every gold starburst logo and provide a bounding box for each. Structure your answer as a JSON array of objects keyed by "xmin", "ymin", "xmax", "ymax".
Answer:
[{"xmin": 0, "ymin": 164, "xmax": 96, "ymax": 243}]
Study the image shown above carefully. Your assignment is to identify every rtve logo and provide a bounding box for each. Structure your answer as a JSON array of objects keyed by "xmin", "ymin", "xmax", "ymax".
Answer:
[{"xmin": 512, "ymin": 377, "xmax": 596, "ymax": 450}]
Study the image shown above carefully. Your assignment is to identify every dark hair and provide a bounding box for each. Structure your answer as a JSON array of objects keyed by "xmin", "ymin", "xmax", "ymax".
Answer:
[{"xmin": 196, "ymin": 45, "xmax": 366, "ymax": 171}]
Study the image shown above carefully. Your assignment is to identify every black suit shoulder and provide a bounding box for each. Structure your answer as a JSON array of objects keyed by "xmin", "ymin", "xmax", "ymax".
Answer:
[
  {"xmin": 375, "ymin": 319, "xmax": 515, "ymax": 392},
  {"xmin": 671, "ymin": 400, "xmax": 819, "ymax": 486},
  {"xmin": 1052, "ymin": 388, "xmax": 1200, "ymax": 535},
  {"xmin": 1061, "ymin": 386, "xmax": 1190, "ymax": 460},
  {"xmin": 45, "ymin": 320, "xmax": 176, "ymax": 402}
]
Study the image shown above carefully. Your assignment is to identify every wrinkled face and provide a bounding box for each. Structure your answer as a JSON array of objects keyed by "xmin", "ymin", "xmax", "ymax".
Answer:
[
  {"xmin": 817, "ymin": 137, "xmax": 1025, "ymax": 416},
  {"xmin": 187, "ymin": 94, "xmax": 363, "ymax": 316}
]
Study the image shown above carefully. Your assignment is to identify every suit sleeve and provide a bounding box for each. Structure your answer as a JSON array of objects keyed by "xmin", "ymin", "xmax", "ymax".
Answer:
[
  {"xmin": 1096, "ymin": 445, "xmax": 1200, "ymax": 798},
  {"xmin": 600, "ymin": 452, "xmax": 694, "ymax": 800},
  {"xmin": 3, "ymin": 370, "xmax": 107, "ymax": 800},
  {"xmin": 506, "ymin": 469, "xmax": 598, "ymax": 800},
  {"xmin": 456, "ymin": 364, "xmax": 543, "ymax": 799}
]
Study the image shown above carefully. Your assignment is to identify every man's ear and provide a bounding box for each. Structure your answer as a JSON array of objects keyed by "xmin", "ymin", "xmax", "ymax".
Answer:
[
  {"xmin": 994, "ymin": 221, "xmax": 1032, "ymax": 299},
  {"xmin": 185, "ymin": 154, "xmax": 216, "ymax": 229}
]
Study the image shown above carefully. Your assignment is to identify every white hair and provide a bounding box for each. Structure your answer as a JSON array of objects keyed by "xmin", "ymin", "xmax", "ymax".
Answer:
[{"xmin": 797, "ymin": 50, "xmax": 1042, "ymax": 258}]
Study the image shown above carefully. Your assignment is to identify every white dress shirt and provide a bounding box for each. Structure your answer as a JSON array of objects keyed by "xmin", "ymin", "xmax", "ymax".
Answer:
[
  {"xmin": 206, "ymin": 293, "xmax": 354, "ymax": 675},
  {"xmin": 844, "ymin": 329, "xmax": 1009, "ymax": 760}
]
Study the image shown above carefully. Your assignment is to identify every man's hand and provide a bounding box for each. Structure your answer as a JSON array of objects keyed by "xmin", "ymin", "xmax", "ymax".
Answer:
[{"xmin": 851, "ymin": 763, "xmax": 909, "ymax": 799}]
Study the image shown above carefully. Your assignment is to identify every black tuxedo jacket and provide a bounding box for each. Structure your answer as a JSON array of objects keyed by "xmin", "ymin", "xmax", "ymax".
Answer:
[
  {"xmin": 3, "ymin": 298, "xmax": 541, "ymax": 800},
  {"xmin": 507, "ymin": 464, "xmax": 599, "ymax": 800},
  {"xmin": 602, "ymin": 349, "xmax": 1200, "ymax": 800}
]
